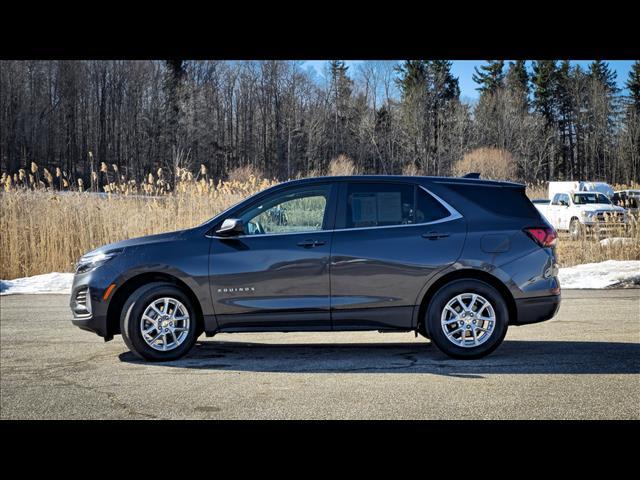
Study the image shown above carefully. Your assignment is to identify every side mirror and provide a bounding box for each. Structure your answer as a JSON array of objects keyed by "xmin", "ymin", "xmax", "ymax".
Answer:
[{"xmin": 215, "ymin": 218, "xmax": 244, "ymax": 237}]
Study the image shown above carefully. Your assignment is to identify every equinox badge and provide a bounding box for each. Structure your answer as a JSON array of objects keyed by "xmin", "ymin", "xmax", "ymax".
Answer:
[{"xmin": 217, "ymin": 287, "xmax": 255, "ymax": 293}]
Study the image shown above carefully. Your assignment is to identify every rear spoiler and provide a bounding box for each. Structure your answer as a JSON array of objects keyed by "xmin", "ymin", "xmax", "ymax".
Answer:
[{"xmin": 461, "ymin": 172, "xmax": 481, "ymax": 179}]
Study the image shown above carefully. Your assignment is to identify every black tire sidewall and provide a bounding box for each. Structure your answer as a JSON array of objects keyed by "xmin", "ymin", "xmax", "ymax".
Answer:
[
  {"xmin": 426, "ymin": 279, "xmax": 509, "ymax": 359},
  {"xmin": 121, "ymin": 283, "xmax": 198, "ymax": 361}
]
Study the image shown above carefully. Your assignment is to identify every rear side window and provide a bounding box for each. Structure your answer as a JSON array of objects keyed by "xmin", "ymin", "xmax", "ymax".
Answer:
[
  {"xmin": 416, "ymin": 187, "xmax": 451, "ymax": 223},
  {"xmin": 344, "ymin": 183, "xmax": 450, "ymax": 229},
  {"xmin": 443, "ymin": 183, "xmax": 541, "ymax": 219}
]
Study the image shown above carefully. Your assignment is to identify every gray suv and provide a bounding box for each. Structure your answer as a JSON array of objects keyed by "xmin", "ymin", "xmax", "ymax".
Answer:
[{"xmin": 70, "ymin": 175, "xmax": 561, "ymax": 360}]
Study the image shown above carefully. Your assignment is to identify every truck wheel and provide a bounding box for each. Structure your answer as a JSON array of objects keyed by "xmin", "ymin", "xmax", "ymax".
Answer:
[
  {"xmin": 569, "ymin": 219, "xmax": 582, "ymax": 241},
  {"xmin": 425, "ymin": 279, "xmax": 509, "ymax": 359},
  {"xmin": 120, "ymin": 282, "xmax": 198, "ymax": 361}
]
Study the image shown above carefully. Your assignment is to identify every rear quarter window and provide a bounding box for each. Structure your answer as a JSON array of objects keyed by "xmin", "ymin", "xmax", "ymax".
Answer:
[
  {"xmin": 416, "ymin": 187, "xmax": 451, "ymax": 222},
  {"xmin": 442, "ymin": 184, "xmax": 541, "ymax": 219}
]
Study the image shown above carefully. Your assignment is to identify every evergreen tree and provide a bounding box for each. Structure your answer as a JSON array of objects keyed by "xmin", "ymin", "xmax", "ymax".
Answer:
[
  {"xmin": 625, "ymin": 60, "xmax": 640, "ymax": 112},
  {"xmin": 328, "ymin": 60, "xmax": 353, "ymax": 155},
  {"xmin": 588, "ymin": 60, "xmax": 618, "ymax": 94},
  {"xmin": 555, "ymin": 60, "xmax": 576, "ymax": 178},
  {"xmin": 505, "ymin": 60, "xmax": 529, "ymax": 109},
  {"xmin": 395, "ymin": 60, "xmax": 459, "ymax": 101},
  {"xmin": 329, "ymin": 60, "xmax": 353, "ymax": 99},
  {"xmin": 429, "ymin": 60, "xmax": 460, "ymax": 101},
  {"xmin": 395, "ymin": 60, "xmax": 461, "ymax": 175},
  {"xmin": 531, "ymin": 60, "xmax": 558, "ymax": 125},
  {"xmin": 395, "ymin": 60, "xmax": 428, "ymax": 98},
  {"xmin": 472, "ymin": 60, "xmax": 505, "ymax": 94}
]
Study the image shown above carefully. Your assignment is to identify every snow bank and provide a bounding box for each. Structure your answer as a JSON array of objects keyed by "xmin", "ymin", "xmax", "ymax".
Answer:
[
  {"xmin": 558, "ymin": 260, "xmax": 640, "ymax": 289},
  {"xmin": 599, "ymin": 237, "xmax": 635, "ymax": 248},
  {"xmin": 0, "ymin": 272, "xmax": 73, "ymax": 295}
]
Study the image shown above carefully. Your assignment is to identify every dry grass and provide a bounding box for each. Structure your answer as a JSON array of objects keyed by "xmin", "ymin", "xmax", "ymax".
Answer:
[
  {"xmin": 1, "ymin": 162, "xmax": 638, "ymax": 279},
  {"xmin": 525, "ymin": 181, "xmax": 548, "ymax": 200},
  {"xmin": 452, "ymin": 148, "xmax": 517, "ymax": 181},
  {"xmin": 328, "ymin": 155, "xmax": 358, "ymax": 176},
  {"xmin": 1, "ymin": 166, "xmax": 276, "ymax": 279},
  {"xmin": 555, "ymin": 225, "xmax": 640, "ymax": 268}
]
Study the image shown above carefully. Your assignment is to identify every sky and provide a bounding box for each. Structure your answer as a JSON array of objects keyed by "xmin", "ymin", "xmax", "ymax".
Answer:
[{"xmin": 302, "ymin": 60, "xmax": 635, "ymax": 102}]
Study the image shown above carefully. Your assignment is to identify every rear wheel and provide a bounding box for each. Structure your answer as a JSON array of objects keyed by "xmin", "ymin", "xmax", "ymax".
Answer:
[
  {"xmin": 120, "ymin": 282, "xmax": 198, "ymax": 361},
  {"xmin": 425, "ymin": 279, "xmax": 509, "ymax": 359}
]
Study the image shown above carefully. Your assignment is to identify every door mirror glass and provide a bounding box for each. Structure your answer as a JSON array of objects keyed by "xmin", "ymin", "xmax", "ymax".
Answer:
[{"xmin": 216, "ymin": 218, "xmax": 244, "ymax": 236}]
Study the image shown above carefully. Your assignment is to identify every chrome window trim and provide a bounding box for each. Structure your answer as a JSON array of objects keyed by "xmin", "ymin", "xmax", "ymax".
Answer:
[
  {"xmin": 207, "ymin": 184, "xmax": 463, "ymax": 239},
  {"xmin": 208, "ymin": 229, "xmax": 331, "ymax": 239}
]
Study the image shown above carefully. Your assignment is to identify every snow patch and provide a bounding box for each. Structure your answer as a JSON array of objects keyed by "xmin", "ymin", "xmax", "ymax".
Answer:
[
  {"xmin": 599, "ymin": 237, "xmax": 635, "ymax": 248},
  {"xmin": 0, "ymin": 272, "xmax": 73, "ymax": 295},
  {"xmin": 559, "ymin": 260, "xmax": 640, "ymax": 289}
]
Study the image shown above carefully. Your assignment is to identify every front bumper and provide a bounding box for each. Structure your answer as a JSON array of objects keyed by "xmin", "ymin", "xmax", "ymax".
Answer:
[
  {"xmin": 69, "ymin": 267, "xmax": 116, "ymax": 340},
  {"xmin": 514, "ymin": 294, "xmax": 561, "ymax": 325}
]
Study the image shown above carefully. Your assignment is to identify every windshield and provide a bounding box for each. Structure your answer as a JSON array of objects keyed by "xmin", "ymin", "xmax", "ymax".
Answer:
[{"xmin": 573, "ymin": 193, "xmax": 611, "ymax": 205}]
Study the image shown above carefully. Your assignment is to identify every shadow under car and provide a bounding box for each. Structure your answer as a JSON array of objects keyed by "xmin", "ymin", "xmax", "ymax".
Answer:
[{"xmin": 118, "ymin": 339, "xmax": 640, "ymax": 376}]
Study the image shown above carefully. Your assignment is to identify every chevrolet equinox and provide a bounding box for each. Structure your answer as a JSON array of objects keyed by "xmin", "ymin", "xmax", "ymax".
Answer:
[{"xmin": 70, "ymin": 175, "xmax": 561, "ymax": 360}]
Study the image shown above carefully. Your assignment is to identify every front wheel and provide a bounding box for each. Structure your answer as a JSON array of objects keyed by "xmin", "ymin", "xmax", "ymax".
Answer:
[
  {"xmin": 120, "ymin": 282, "xmax": 198, "ymax": 361},
  {"xmin": 425, "ymin": 279, "xmax": 509, "ymax": 359}
]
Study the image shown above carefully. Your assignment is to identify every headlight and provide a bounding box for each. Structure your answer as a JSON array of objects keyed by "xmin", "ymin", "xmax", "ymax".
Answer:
[
  {"xmin": 581, "ymin": 211, "xmax": 595, "ymax": 218},
  {"xmin": 75, "ymin": 249, "xmax": 123, "ymax": 274}
]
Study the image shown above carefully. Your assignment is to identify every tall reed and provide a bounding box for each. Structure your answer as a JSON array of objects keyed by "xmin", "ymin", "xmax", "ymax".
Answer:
[{"xmin": 1, "ymin": 163, "xmax": 638, "ymax": 279}]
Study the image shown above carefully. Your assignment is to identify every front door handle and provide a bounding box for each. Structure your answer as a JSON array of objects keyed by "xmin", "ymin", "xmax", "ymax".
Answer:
[
  {"xmin": 297, "ymin": 240, "xmax": 325, "ymax": 248},
  {"xmin": 421, "ymin": 232, "xmax": 450, "ymax": 240}
]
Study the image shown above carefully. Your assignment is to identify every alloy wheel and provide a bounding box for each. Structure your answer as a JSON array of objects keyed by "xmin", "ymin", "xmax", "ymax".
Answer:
[
  {"xmin": 140, "ymin": 297, "xmax": 190, "ymax": 351},
  {"xmin": 440, "ymin": 293, "xmax": 496, "ymax": 348}
]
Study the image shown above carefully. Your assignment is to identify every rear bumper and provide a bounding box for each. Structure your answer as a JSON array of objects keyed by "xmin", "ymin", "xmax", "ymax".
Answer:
[{"xmin": 514, "ymin": 294, "xmax": 561, "ymax": 325}]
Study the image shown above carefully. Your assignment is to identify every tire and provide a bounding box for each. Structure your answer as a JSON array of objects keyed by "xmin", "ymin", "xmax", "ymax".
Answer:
[
  {"xmin": 120, "ymin": 282, "xmax": 198, "ymax": 361},
  {"xmin": 417, "ymin": 322, "xmax": 430, "ymax": 340},
  {"xmin": 425, "ymin": 279, "xmax": 509, "ymax": 359},
  {"xmin": 569, "ymin": 218, "xmax": 582, "ymax": 241}
]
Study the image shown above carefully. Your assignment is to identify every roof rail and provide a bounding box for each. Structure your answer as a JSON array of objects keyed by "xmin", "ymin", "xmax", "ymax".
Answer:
[{"xmin": 462, "ymin": 172, "xmax": 481, "ymax": 179}]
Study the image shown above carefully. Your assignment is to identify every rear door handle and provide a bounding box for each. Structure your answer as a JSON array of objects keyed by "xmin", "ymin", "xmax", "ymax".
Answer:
[
  {"xmin": 297, "ymin": 240, "xmax": 325, "ymax": 248},
  {"xmin": 421, "ymin": 232, "xmax": 450, "ymax": 240}
]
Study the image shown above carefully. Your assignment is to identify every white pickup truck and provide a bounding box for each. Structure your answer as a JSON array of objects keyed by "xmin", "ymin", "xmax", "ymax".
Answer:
[{"xmin": 534, "ymin": 190, "xmax": 627, "ymax": 240}]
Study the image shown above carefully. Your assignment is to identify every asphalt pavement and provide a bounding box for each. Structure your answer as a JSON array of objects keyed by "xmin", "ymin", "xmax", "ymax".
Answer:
[{"xmin": 1, "ymin": 289, "xmax": 639, "ymax": 419}]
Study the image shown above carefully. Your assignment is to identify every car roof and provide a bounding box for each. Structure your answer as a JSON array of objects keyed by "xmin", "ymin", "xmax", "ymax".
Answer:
[{"xmin": 277, "ymin": 175, "xmax": 525, "ymax": 189}]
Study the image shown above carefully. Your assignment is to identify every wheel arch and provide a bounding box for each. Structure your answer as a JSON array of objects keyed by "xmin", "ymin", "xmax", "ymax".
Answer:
[
  {"xmin": 415, "ymin": 268, "xmax": 517, "ymax": 336},
  {"xmin": 106, "ymin": 272, "xmax": 204, "ymax": 338}
]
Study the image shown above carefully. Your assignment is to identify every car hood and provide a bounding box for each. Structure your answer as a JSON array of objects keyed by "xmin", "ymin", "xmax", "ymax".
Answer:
[
  {"xmin": 578, "ymin": 204, "xmax": 625, "ymax": 213},
  {"xmin": 81, "ymin": 229, "xmax": 191, "ymax": 257}
]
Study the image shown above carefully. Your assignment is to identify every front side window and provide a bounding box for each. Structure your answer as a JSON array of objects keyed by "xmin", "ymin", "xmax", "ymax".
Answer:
[
  {"xmin": 238, "ymin": 186, "xmax": 330, "ymax": 235},
  {"xmin": 344, "ymin": 183, "xmax": 449, "ymax": 229},
  {"xmin": 553, "ymin": 194, "xmax": 569, "ymax": 205}
]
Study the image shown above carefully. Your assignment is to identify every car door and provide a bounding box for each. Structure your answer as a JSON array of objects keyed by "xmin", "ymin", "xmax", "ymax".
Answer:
[
  {"xmin": 548, "ymin": 194, "xmax": 562, "ymax": 229},
  {"xmin": 559, "ymin": 193, "xmax": 571, "ymax": 230},
  {"xmin": 329, "ymin": 181, "xmax": 466, "ymax": 330},
  {"xmin": 208, "ymin": 183, "xmax": 336, "ymax": 331}
]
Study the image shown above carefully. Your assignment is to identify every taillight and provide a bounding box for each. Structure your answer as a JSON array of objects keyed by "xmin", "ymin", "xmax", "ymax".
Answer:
[{"xmin": 524, "ymin": 227, "xmax": 557, "ymax": 248}]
